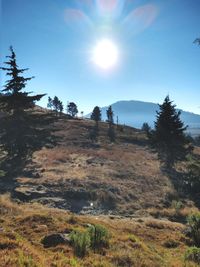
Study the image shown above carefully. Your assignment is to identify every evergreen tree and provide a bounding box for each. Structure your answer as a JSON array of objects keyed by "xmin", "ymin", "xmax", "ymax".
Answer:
[
  {"xmin": 90, "ymin": 106, "xmax": 101, "ymax": 141},
  {"xmin": 52, "ymin": 96, "xmax": 60, "ymax": 115},
  {"xmin": 91, "ymin": 106, "xmax": 101, "ymax": 126},
  {"xmin": 0, "ymin": 46, "xmax": 45, "ymax": 158},
  {"xmin": 0, "ymin": 46, "xmax": 45, "ymax": 114},
  {"xmin": 141, "ymin": 122, "xmax": 151, "ymax": 135},
  {"xmin": 151, "ymin": 96, "xmax": 192, "ymax": 168},
  {"xmin": 58, "ymin": 100, "xmax": 63, "ymax": 116},
  {"xmin": 106, "ymin": 106, "xmax": 115, "ymax": 142},
  {"xmin": 47, "ymin": 96, "xmax": 53, "ymax": 110},
  {"xmin": 106, "ymin": 106, "xmax": 114, "ymax": 124},
  {"xmin": 67, "ymin": 102, "xmax": 78, "ymax": 117}
]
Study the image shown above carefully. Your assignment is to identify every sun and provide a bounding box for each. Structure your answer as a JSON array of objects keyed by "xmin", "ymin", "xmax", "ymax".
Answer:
[{"xmin": 92, "ymin": 39, "xmax": 119, "ymax": 70}]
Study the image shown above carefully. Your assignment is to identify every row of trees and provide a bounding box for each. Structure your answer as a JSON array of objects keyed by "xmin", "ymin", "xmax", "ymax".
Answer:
[{"xmin": 47, "ymin": 96, "xmax": 78, "ymax": 118}]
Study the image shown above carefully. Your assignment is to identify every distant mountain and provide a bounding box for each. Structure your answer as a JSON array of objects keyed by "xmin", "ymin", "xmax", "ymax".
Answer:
[{"xmin": 89, "ymin": 100, "xmax": 200, "ymax": 137}]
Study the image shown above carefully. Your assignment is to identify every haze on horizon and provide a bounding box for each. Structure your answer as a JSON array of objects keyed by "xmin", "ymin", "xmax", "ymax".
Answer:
[{"xmin": 1, "ymin": 0, "xmax": 200, "ymax": 115}]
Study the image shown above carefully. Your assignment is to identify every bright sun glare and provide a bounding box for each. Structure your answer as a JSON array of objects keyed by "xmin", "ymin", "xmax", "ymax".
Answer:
[{"xmin": 92, "ymin": 39, "xmax": 119, "ymax": 70}]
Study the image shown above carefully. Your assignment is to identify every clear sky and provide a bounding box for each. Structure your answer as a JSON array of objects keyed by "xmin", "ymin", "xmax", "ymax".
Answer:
[{"xmin": 1, "ymin": 0, "xmax": 200, "ymax": 115}]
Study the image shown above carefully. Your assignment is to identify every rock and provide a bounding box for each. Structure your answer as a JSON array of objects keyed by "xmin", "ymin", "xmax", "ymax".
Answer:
[
  {"xmin": 34, "ymin": 197, "xmax": 69, "ymax": 209},
  {"xmin": 13, "ymin": 186, "xmax": 47, "ymax": 201},
  {"xmin": 41, "ymin": 233, "xmax": 70, "ymax": 248}
]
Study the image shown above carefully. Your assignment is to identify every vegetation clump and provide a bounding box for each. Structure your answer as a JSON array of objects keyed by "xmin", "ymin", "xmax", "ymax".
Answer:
[
  {"xmin": 184, "ymin": 246, "xmax": 200, "ymax": 264},
  {"xmin": 70, "ymin": 224, "xmax": 110, "ymax": 257},
  {"xmin": 187, "ymin": 213, "xmax": 200, "ymax": 247},
  {"xmin": 70, "ymin": 230, "xmax": 91, "ymax": 258},
  {"xmin": 88, "ymin": 224, "xmax": 110, "ymax": 252}
]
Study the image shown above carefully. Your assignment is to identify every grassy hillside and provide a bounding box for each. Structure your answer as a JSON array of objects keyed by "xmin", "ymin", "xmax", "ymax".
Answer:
[
  {"xmin": 0, "ymin": 194, "xmax": 199, "ymax": 267},
  {"xmin": 0, "ymin": 109, "xmax": 200, "ymax": 266},
  {"xmin": 1, "ymin": 110, "xmax": 179, "ymax": 215}
]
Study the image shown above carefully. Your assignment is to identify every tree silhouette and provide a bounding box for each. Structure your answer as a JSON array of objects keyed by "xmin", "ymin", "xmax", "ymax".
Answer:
[
  {"xmin": 0, "ymin": 47, "xmax": 45, "ymax": 158},
  {"xmin": 67, "ymin": 102, "xmax": 78, "ymax": 118},
  {"xmin": 90, "ymin": 106, "xmax": 101, "ymax": 142},
  {"xmin": 106, "ymin": 106, "xmax": 115, "ymax": 142},
  {"xmin": 91, "ymin": 106, "xmax": 101, "ymax": 126},
  {"xmin": 106, "ymin": 106, "xmax": 114, "ymax": 124},
  {"xmin": 58, "ymin": 100, "xmax": 63, "ymax": 116},
  {"xmin": 47, "ymin": 96, "xmax": 53, "ymax": 110},
  {"xmin": 151, "ymin": 96, "xmax": 192, "ymax": 169},
  {"xmin": 0, "ymin": 46, "xmax": 45, "ymax": 114},
  {"xmin": 52, "ymin": 96, "xmax": 60, "ymax": 115},
  {"xmin": 141, "ymin": 122, "xmax": 151, "ymax": 135}
]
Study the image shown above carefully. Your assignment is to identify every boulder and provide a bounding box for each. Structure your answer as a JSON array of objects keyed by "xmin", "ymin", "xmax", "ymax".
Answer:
[{"xmin": 41, "ymin": 233, "xmax": 70, "ymax": 248}]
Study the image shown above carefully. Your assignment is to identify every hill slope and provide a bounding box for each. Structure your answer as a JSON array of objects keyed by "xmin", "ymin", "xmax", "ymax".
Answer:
[
  {"xmin": 0, "ymin": 109, "xmax": 198, "ymax": 216},
  {"xmin": 1, "ymin": 110, "xmax": 200, "ymax": 266}
]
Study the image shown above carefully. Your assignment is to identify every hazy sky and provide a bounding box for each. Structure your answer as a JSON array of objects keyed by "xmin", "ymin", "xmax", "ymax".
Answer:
[{"xmin": 1, "ymin": 0, "xmax": 200, "ymax": 114}]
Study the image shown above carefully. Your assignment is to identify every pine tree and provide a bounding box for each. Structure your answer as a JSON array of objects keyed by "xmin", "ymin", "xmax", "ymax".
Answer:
[
  {"xmin": 47, "ymin": 96, "xmax": 53, "ymax": 110},
  {"xmin": 0, "ymin": 46, "xmax": 45, "ymax": 114},
  {"xmin": 106, "ymin": 106, "xmax": 114, "ymax": 124},
  {"xmin": 0, "ymin": 46, "xmax": 45, "ymax": 158},
  {"xmin": 90, "ymin": 106, "xmax": 101, "ymax": 141},
  {"xmin": 58, "ymin": 100, "xmax": 63, "ymax": 116},
  {"xmin": 67, "ymin": 102, "xmax": 78, "ymax": 118},
  {"xmin": 91, "ymin": 106, "xmax": 101, "ymax": 126},
  {"xmin": 106, "ymin": 106, "xmax": 115, "ymax": 142},
  {"xmin": 141, "ymin": 122, "xmax": 151, "ymax": 135},
  {"xmin": 151, "ymin": 96, "xmax": 192, "ymax": 169},
  {"xmin": 52, "ymin": 96, "xmax": 60, "ymax": 115}
]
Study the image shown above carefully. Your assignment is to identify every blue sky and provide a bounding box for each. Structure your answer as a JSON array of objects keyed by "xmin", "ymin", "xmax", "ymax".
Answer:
[{"xmin": 1, "ymin": 0, "xmax": 200, "ymax": 115}]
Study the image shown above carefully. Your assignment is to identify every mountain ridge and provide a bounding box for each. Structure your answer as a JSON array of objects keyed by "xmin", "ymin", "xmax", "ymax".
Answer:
[{"xmin": 88, "ymin": 100, "xmax": 200, "ymax": 137}]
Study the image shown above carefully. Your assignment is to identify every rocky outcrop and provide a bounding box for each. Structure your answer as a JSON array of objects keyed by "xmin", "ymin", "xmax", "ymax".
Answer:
[{"xmin": 41, "ymin": 233, "xmax": 70, "ymax": 248}]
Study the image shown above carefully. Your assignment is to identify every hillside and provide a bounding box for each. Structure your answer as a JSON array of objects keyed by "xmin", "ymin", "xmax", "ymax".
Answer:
[
  {"xmin": 95, "ymin": 100, "xmax": 200, "ymax": 137},
  {"xmin": 0, "ymin": 109, "xmax": 199, "ymax": 216},
  {"xmin": 1, "ymin": 109, "xmax": 200, "ymax": 266},
  {"xmin": 0, "ymin": 110, "xmax": 180, "ymax": 215},
  {"xmin": 0, "ymin": 194, "xmax": 197, "ymax": 267}
]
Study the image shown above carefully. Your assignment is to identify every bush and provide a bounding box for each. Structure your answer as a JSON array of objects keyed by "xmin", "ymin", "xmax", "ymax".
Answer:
[
  {"xmin": 171, "ymin": 200, "xmax": 183, "ymax": 213},
  {"xmin": 184, "ymin": 161, "xmax": 200, "ymax": 194},
  {"xmin": 70, "ymin": 224, "xmax": 110, "ymax": 256},
  {"xmin": 184, "ymin": 247, "xmax": 200, "ymax": 264},
  {"xmin": 70, "ymin": 231, "xmax": 90, "ymax": 258},
  {"xmin": 162, "ymin": 239, "xmax": 180, "ymax": 248},
  {"xmin": 141, "ymin": 122, "xmax": 151, "ymax": 135},
  {"xmin": 187, "ymin": 213, "xmax": 200, "ymax": 247},
  {"xmin": 88, "ymin": 224, "xmax": 110, "ymax": 252}
]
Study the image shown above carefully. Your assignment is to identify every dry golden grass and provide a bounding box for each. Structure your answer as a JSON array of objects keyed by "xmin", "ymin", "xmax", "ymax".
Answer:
[
  {"xmin": 1, "ymin": 114, "xmax": 199, "ymax": 266},
  {"xmin": 14, "ymin": 117, "xmax": 178, "ymax": 214},
  {"xmin": 0, "ymin": 195, "xmax": 199, "ymax": 267}
]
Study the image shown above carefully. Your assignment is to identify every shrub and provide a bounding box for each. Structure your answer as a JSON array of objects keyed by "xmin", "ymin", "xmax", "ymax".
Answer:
[
  {"xmin": 141, "ymin": 122, "xmax": 151, "ymax": 135},
  {"xmin": 187, "ymin": 213, "xmax": 200, "ymax": 247},
  {"xmin": 88, "ymin": 224, "xmax": 110, "ymax": 252},
  {"xmin": 171, "ymin": 200, "xmax": 183, "ymax": 213},
  {"xmin": 70, "ymin": 231, "xmax": 90, "ymax": 258},
  {"xmin": 184, "ymin": 162, "xmax": 200, "ymax": 194},
  {"xmin": 162, "ymin": 239, "xmax": 180, "ymax": 248},
  {"xmin": 68, "ymin": 214, "xmax": 77, "ymax": 224},
  {"xmin": 184, "ymin": 247, "xmax": 200, "ymax": 264}
]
